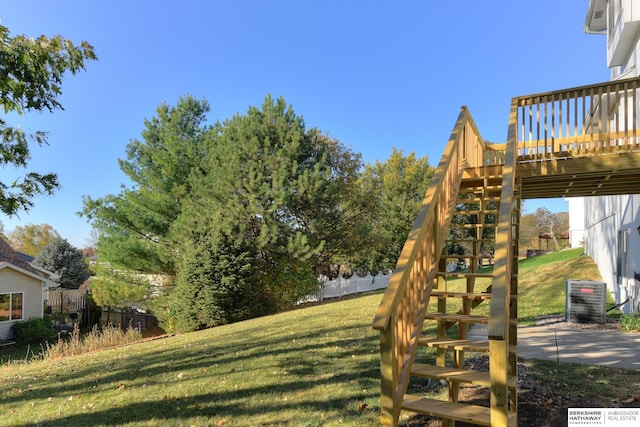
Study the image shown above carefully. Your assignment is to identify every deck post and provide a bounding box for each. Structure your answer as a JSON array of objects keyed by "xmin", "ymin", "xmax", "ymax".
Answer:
[{"xmin": 379, "ymin": 321, "xmax": 397, "ymax": 426}]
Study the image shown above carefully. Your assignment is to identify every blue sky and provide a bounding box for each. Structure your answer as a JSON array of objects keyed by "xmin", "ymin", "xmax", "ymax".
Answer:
[{"xmin": 1, "ymin": 1, "xmax": 609, "ymax": 248}]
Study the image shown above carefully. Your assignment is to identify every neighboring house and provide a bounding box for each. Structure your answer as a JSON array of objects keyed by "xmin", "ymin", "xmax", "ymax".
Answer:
[
  {"xmin": 0, "ymin": 239, "xmax": 50, "ymax": 340},
  {"xmin": 17, "ymin": 251, "xmax": 60, "ymax": 287},
  {"xmin": 565, "ymin": 196, "xmax": 585, "ymax": 248},
  {"xmin": 580, "ymin": 0, "xmax": 640, "ymax": 313}
]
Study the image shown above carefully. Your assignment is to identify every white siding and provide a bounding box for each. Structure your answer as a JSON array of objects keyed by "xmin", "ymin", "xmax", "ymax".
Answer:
[
  {"xmin": 566, "ymin": 197, "xmax": 585, "ymax": 247},
  {"xmin": 584, "ymin": 194, "xmax": 640, "ymax": 312},
  {"xmin": 582, "ymin": 1, "xmax": 640, "ymax": 313},
  {"xmin": 0, "ymin": 268, "xmax": 44, "ymax": 340}
]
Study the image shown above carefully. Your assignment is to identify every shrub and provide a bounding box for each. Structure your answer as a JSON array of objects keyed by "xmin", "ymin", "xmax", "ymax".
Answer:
[
  {"xmin": 12, "ymin": 317, "xmax": 56, "ymax": 345},
  {"xmin": 620, "ymin": 313, "xmax": 640, "ymax": 332}
]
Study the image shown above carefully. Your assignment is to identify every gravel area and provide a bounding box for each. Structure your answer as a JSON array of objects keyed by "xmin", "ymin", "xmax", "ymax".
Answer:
[{"xmin": 534, "ymin": 314, "xmax": 621, "ymax": 330}]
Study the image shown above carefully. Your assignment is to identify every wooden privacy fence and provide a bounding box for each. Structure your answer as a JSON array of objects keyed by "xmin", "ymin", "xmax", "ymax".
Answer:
[{"xmin": 43, "ymin": 288, "xmax": 87, "ymax": 315}]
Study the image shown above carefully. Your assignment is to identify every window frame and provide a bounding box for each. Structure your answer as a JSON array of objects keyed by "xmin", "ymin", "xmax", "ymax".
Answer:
[{"xmin": 0, "ymin": 291, "xmax": 25, "ymax": 322}]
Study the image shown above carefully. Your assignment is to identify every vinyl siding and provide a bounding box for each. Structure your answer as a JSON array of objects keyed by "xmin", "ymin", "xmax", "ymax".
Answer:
[{"xmin": 0, "ymin": 268, "xmax": 44, "ymax": 340}]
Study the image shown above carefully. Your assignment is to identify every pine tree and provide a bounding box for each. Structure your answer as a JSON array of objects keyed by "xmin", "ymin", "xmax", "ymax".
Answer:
[
  {"xmin": 171, "ymin": 216, "xmax": 273, "ymax": 332},
  {"xmin": 34, "ymin": 237, "xmax": 90, "ymax": 288}
]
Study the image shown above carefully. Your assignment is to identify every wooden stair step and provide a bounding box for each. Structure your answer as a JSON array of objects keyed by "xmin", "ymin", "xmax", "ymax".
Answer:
[
  {"xmin": 402, "ymin": 394, "xmax": 517, "ymax": 426},
  {"xmin": 449, "ymin": 223, "xmax": 497, "ymax": 229},
  {"xmin": 430, "ymin": 291, "xmax": 491, "ymax": 299},
  {"xmin": 410, "ymin": 363, "xmax": 516, "ymax": 387},
  {"xmin": 456, "ymin": 197, "xmax": 501, "ymax": 203},
  {"xmin": 417, "ymin": 337, "xmax": 518, "ymax": 354},
  {"xmin": 441, "ymin": 255, "xmax": 495, "ymax": 259},
  {"xmin": 423, "ymin": 313, "xmax": 517, "ymax": 325},
  {"xmin": 430, "ymin": 291, "xmax": 518, "ymax": 300},
  {"xmin": 454, "ymin": 211, "xmax": 499, "ymax": 215},
  {"xmin": 437, "ymin": 272, "xmax": 493, "ymax": 278},
  {"xmin": 423, "ymin": 313, "xmax": 489, "ymax": 324},
  {"xmin": 445, "ymin": 238, "xmax": 497, "ymax": 243}
]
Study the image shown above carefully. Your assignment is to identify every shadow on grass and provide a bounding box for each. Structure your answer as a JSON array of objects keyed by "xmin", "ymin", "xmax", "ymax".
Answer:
[{"xmin": 2, "ymin": 307, "xmax": 384, "ymax": 426}]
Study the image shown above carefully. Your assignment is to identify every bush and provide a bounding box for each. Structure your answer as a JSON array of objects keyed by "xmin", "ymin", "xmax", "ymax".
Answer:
[
  {"xmin": 620, "ymin": 314, "xmax": 640, "ymax": 332},
  {"xmin": 12, "ymin": 317, "xmax": 56, "ymax": 345}
]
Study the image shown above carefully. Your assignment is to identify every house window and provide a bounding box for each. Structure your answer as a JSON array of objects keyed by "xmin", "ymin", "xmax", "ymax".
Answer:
[
  {"xmin": 0, "ymin": 292, "xmax": 23, "ymax": 322},
  {"xmin": 616, "ymin": 229, "xmax": 629, "ymax": 285}
]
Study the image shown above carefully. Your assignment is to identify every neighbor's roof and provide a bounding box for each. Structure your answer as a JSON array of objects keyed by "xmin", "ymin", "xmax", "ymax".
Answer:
[{"xmin": 0, "ymin": 238, "xmax": 42, "ymax": 276}]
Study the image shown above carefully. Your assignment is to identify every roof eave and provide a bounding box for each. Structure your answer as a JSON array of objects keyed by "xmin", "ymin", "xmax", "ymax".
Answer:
[{"xmin": 585, "ymin": 0, "xmax": 608, "ymax": 34}]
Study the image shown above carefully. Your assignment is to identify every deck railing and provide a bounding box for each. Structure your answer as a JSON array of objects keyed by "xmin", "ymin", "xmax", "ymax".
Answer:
[
  {"xmin": 515, "ymin": 77, "xmax": 640, "ymax": 160},
  {"xmin": 372, "ymin": 107, "xmax": 492, "ymax": 425},
  {"xmin": 484, "ymin": 77, "xmax": 640, "ymax": 165}
]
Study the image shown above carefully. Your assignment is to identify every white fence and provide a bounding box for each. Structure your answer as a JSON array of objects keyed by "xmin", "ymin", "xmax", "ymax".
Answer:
[{"xmin": 300, "ymin": 272, "xmax": 391, "ymax": 303}]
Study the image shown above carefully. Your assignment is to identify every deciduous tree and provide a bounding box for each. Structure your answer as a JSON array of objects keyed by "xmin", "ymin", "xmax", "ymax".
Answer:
[
  {"xmin": 0, "ymin": 24, "xmax": 96, "ymax": 214},
  {"xmin": 89, "ymin": 264, "xmax": 150, "ymax": 324},
  {"xmin": 349, "ymin": 148, "xmax": 435, "ymax": 272},
  {"xmin": 8, "ymin": 223, "xmax": 60, "ymax": 256}
]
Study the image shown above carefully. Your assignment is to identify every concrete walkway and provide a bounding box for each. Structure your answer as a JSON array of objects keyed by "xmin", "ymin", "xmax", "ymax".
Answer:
[{"xmin": 468, "ymin": 323, "xmax": 640, "ymax": 370}]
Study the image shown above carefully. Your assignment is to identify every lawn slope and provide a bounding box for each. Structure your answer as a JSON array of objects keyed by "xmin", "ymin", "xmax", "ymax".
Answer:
[{"xmin": 0, "ymin": 248, "xmax": 627, "ymax": 426}]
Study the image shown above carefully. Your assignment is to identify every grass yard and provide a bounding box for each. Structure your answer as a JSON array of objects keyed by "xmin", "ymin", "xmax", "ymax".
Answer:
[
  {"xmin": 0, "ymin": 248, "xmax": 636, "ymax": 426},
  {"xmin": 435, "ymin": 248, "xmax": 605, "ymax": 326}
]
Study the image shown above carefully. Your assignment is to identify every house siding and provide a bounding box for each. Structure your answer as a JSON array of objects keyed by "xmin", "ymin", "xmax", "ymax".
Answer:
[
  {"xmin": 0, "ymin": 268, "xmax": 44, "ymax": 340},
  {"xmin": 583, "ymin": 0, "xmax": 640, "ymax": 313},
  {"xmin": 584, "ymin": 194, "xmax": 640, "ymax": 312}
]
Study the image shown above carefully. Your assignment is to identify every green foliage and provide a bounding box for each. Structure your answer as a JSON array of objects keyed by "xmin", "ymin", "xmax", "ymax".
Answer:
[
  {"xmin": 261, "ymin": 258, "xmax": 321, "ymax": 311},
  {"xmin": 620, "ymin": 314, "xmax": 640, "ymax": 332},
  {"xmin": 33, "ymin": 236, "xmax": 90, "ymax": 288},
  {"xmin": 11, "ymin": 317, "xmax": 56, "ymax": 345},
  {"xmin": 171, "ymin": 216, "xmax": 274, "ymax": 332},
  {"xmin": 84, "ymin": 94, "xmax": 364, "ymax": 329},
  {"xmin": 89, "ymin": 264, "xmax": 150, "ymax": 316},
  {"xmin": 8, "ymin": 223, "xmax": 60, "ymax": 257},
  {"xmin": 81, "ymin": 95, "xmax": 211, "ymax": 274},
  {"xmin": 0, "ymin": 24, "xmax": 96, "ymax": 215},
  {"xmin": 347, "ymin": 148, "xmax": 435, "ymax": 271}
]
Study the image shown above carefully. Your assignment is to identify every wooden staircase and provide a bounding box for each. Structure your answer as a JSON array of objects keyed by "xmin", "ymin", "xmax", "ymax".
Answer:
[
  {"xmin": 400, "ymin": 171, "xmax": 521, "ymax": 426},
  {"xmin": 372, "ymin": 77, "xmax": 640, "ymax": 426}
]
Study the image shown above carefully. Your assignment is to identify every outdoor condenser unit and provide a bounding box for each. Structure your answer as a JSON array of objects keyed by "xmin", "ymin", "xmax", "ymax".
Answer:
[{"xmin": 565, "ymin": 280, "xmax": 607, "ymax": 324}]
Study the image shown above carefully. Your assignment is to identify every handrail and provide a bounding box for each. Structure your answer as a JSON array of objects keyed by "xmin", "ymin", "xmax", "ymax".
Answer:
[
  {"xmin": 372, "ymin": 106, "xmax": 489, "ymax": 329},
  {"xmin": 488, "ymin": 98, "xmax": 518, "ymax": 425},
  {"xmin": 372, "ymin": 106, "xmax": 490, "ymax": 425}
]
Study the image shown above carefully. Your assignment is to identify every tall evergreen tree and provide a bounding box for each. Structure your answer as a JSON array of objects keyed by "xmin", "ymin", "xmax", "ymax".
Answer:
[
  {"xmin": 84, "ymin": 95, "xmax": 362, "ymax": 329},
  {"xmin": 180, "ymin": 95, "xmax": 359, "ymax": 285},
  {"xmin": 82, "ymin": 96, "xmax": 211, "ymax": 274},
  {"xmin": 171, "ymin": 215, "xmax": 271, "ymax": 332},
  {"xmin": 34, "ymin": 236, "xmax": 90, "ymax": 288}
]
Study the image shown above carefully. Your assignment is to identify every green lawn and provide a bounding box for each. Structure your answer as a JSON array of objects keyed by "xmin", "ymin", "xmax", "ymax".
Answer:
[
  {"xmin": 438, "ymin": 247, "xmax": 604, "ymax": 325},
  {"xmin": 0, "ymin": 248, "xmax": 632, "ymax": 426}
]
